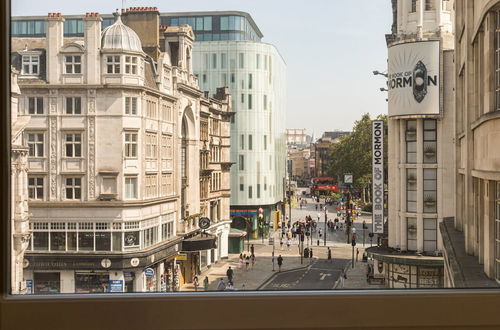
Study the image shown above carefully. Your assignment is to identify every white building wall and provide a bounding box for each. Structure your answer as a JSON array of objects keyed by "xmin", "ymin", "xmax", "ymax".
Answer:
[
  {"xmin": 387, "ymin": 0, "xmax": 455, "ymax": 253},
  {"xmin": 193, "ymin": 41, "xmax": 286, "ymax": 208}
]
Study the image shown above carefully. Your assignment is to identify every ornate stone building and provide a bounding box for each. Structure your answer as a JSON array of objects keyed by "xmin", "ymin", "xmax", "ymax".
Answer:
[
  {"xmin": 10, "ymin": 67, "xmax": 31, "ymax": 294},
  {"xmin": 11, "ymin": 8, "xmax": 231, "ymax": 293}
]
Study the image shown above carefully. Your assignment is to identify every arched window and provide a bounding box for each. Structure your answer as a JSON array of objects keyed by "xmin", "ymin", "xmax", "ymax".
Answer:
[
  {"xmin": 181, "ymin": 117, "xmax": 188, "ymax": 218},
  {"xmin": 186, "ymin": 47, "xmax": 191, "ymax": 72}
]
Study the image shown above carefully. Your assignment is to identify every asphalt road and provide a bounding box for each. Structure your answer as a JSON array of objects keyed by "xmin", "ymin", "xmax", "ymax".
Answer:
[{"xmin": 259, "ymin": 258, "xmax": 349, "ymax": 291}]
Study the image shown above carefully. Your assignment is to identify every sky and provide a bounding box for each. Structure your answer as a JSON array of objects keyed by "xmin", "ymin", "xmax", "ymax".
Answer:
[{"xmin": 12, "ymin": 0, "xmax": 392, "ymax": 135}]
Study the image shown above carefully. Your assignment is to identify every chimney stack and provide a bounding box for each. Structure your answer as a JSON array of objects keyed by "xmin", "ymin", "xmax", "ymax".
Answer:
[
  {"xmin": 83, "ymin": 12, "xmax": 102, "ymax": 84},
  {"xmin": 121, "ymin": 7, "xmax": 160, "ymax": 60},
  {"xmin": 46, "ymin": 13, "xmax": 64, "ymax": 83}
]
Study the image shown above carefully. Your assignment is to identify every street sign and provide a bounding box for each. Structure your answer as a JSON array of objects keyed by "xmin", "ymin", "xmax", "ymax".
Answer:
[
  {"xmin": 176, "ymin": 253, "xmax": 187, "ymax": 261},
  {"xmin": 144, "ymin": 268, "xmax": 155, "ymax": 278},
  {"xmin": 199, "ymin": 217, "xmax": 211, "ymax": 229},
  {"xmin": 344, "ymin": 174, "xmax": 353, "ymax": 184},
  {"xmin": 109, "ymin": 280, "xmax": 124, "ymax": 292}
]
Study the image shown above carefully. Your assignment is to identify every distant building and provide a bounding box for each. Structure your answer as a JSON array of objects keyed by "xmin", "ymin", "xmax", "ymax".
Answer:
[
  {"xmin": 312, "ymin": 131, "xmax": 350, "ymax": 178},
  {"xmin": 286, "ymin": 128, "xmax": 308, "ymax": 146}
]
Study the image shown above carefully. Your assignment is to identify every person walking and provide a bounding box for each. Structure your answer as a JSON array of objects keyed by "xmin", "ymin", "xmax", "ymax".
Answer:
[
  {"xmin": 280, "ymin": 238, "xmax": 284, "ymax": 250},
  {"xmin": 309, "ymin": 248, "xmax": 313, "ymax": 263},
  {"xmin": 286, "ymin": 239, "xmax": 291, "ymax": 251},
  {"xmin": 356, "ymin": 248, "xmax": 360, "ymax": 262},
  {"xmin": 327, "ymin": 247, "xmax": 332, "ymax": 263},
  {"xmin": 250, "ymin": 244, "xmax": 255, "ymax": 255},
  {"xmin": 203, "ymin": 276, "xmax": 209, "ymax": 291},
  {"xmin": 193, "ymin": 275, "xmax": 199, "ymax": 292},
  {"xmin": 226, "ymin": 266, "xmax": 234, "ymax": 282},
  {"xmin": 238, "ymin": 254, "xmax": 244, "ymax": 269},
  {"xmin": 217, "ymin": 278, "xmax": 226, "ymax": 291},
  {"xmin": 245, "ymin": 255, "xmax": 250, "ymax": 270},
  {"xmin": 251, "ymin": 253, "xmax": 256, "ymax": 268},
  {"xmin": 277, "ymin": 255, "xmax": 283, "ymax": 272},
  {"xmin": 339, "ymin": 270, "xmax": 347, "ymax": 288}
]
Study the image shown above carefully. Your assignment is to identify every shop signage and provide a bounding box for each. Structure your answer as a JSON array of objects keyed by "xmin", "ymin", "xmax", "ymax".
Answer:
[
  {"xmin": 26, "ymin": 280, "xmax": 32, "ymax": 294},
  {"xmin": 144, "ymin": 268, "xmax": 155, "ymax": 278},
  {"xmin": 317, "ymin": 184, "xmax": 338, "ymax": 191},
  {"xmin": 130, "ymin": 258, "xmax": 140, "ymax": 267},
  {"xmin": 123, "ymin": 272, "xmax": 135, "ymax": 281},
  {"xmin": 230, "ymin": 209, "xmax": 257, "ymax": 216},
  {"xmin": 199, "ymin": 217, "xmax": 211, "ymax": 229},
  {"xmin": 176, "ymin": 254, "xmax": 187, "ymax": 261},
  {"xmin": 372, "ymin": 120, "xmax": 384, "ymax": 234},
  {"xmin": 388, "ymin": 40, "xmax": 440, "ymax": 117},
  {"xmin": 109, "ymin": 280, "xmax": 124, "ymax": 292}
]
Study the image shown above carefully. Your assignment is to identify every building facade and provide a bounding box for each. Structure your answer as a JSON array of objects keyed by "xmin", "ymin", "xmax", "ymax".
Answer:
[
  {"xmin": 367, "ymin": 0, "xmax": 455, "ymax": 288},
  {"xmin": 10, "ymin": 67, "xmax": 31, "ymax": 294},
  {"xmin": 11, "ymin": 8, "xmax": 231, "ymax": 294},
  {"xmin": 441, "ymin": 0, "xmax": 500, "ymax": 288},
  {"xmin": 166, "ymin": 12, "xmax": 287, "ymax": 236},
  {"xmin": 312, "ymin": 131, "xmax": 350, "ymax": 178}
]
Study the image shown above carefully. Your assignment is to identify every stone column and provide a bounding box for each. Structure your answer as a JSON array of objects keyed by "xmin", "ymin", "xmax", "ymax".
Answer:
[{"xmin": 417, "ymin": 0, "xmax": 424, "ymax": 38}]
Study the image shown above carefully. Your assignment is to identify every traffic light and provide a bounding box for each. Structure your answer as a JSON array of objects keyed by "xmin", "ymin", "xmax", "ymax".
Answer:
[{"xmin": 351, "ymin": 237, "xmax": 356, "ymax": 247}]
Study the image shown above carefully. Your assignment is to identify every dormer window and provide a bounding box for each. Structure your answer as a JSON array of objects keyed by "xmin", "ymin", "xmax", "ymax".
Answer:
[
  {"xmin": 106, "ymin": 55, "xmax": 120, "ymax": 74},
  {"xmin": 125, "ymin": 56, "xmax": 137, "ymax": 74},
  {"xmin": 22, "ymin": 55, "xmax": 39, "ymax": 75},
  {"xmin": 64, "ymin": 55, "xmax": 81, "ymax": 74}
]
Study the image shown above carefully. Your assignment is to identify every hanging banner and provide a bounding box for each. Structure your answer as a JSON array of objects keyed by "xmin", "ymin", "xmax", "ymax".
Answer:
[
  {"xmin": 372, "ymin": 120, "xmax": 384, "ymax": 234},
  {"xmin": 388, "ymin": 40, "xmax": 440, "ymax": 116}
]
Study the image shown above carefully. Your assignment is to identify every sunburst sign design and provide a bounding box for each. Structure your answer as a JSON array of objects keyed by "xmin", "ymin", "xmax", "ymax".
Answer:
[{"xmin": 388, "ymin": 40, "xmax": 440, "ymax": 116}]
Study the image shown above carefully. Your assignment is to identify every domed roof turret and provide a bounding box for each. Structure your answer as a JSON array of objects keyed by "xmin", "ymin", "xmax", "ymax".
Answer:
[{"xmin": 101, "ymin": 12, "xmax": 142, "ymax": 53}]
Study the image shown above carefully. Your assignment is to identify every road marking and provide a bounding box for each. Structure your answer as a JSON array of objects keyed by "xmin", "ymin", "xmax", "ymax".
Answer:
[{"xmin": 319, "ymin": 273, "xmax": 332, "ymax": 280}]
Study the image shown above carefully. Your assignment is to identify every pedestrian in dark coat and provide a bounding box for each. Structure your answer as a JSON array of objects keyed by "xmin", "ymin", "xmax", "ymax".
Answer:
[
  {"xmin": 277, "ymin": 255, "xmax": 283, "ymax": 272},
  {"xmin": 327, "ymin": 247, "xmax": 332, "ymax": 262},
  {"xmin": 250, "ymin": 244, "xmax": 255, "ymax": 255},
  {"xmin": 226, "ymin": 266, "xmax": 234, "ymax": 282}
]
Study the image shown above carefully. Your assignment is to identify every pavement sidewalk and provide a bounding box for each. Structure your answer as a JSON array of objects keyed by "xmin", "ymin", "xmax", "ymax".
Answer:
[
  {"xmin": 181, "ymin": 231, "xmax": 314, "ymax": 291},
  {"xmin": 333, "ymin": 258, "xmax": 386, "ymax": 290}
]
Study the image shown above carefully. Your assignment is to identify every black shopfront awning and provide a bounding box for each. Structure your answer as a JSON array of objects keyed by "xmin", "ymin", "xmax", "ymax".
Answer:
[{"xmin": 182, "ymin": 233, "xmax": 217, "ymax": 251}]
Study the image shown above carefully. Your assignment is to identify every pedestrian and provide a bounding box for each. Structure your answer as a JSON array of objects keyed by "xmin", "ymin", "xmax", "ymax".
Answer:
[
  {"xmin": 245, "ymin": 255, "xmax": 250, "ymax": 270},
  {"xmin": 217, "ymin": 278, "xmax": 226, "ymax": 291},
  {"xmin": 277, "ymin": 255, "xmax": 283, "ymax": 272},
  {"xmin": 356, "ymin": 248, "xmax": 359, "ymax": 262},
  {"xmin": 327, "ymin": 247, "xmax": 332, "ymax": 262},
  {"xmin": 280, "ymin": 238, "xmax": 284, "ymax": 250},
  {"xmin": 226, "ymin": 266, "xmax": 234, "ymax": 282},
  {"xmin": 225, "ymin": 281, "xmax": 235, "ymax": 291},
  {"xmin": 193, "ymin": 275, "xmax": 199, "ymax": 291},
  {"xmin": 250, "ymin": 244, "xmax": 255, "ymax": 255},
  {"xmin": 238, "ymin": 254, "xmax": 244, "ymax": 269},
  {"xmin": 309, "ymin": 248, "xmax": 313, "ymax": 262},
  {"xmin": 319, "ymin": 228, "xmax": 322, "ymax": 238},
  {"xmin": 203, "ymin": 276, "xmax": 209, "ymax": 291},
  {"xmin": 340, "ymin": 270, "xmax": 347, "ymax": 288},
  {"xmin": 251, "ymin": 253, "xmax": 255, "ymax": 268}
]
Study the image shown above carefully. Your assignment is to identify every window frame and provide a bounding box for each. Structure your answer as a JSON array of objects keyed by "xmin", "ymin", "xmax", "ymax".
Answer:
[
  {"xmin": 106, "ymin": 55, "xmax": 120, "ymax": 74},
  {"xmin": 21, "ymin": 54, "xmax": 39, "ymax": 75},
  {"xmin": 26, "ymin": 132, "xmax": 44, "ymax": 157},
  {"xmin": 65, "ymin": 96, "xmax": 82, "ymax": 115},
  {"xmin": 64, "ymin": 55, "xmax": 82, "ymax": 74},
  {"xmin": 124, "ymin": 131, "xmax": 138, "ymax": 159},
  {"xmin": 28, "ymin": 176, "xmax": 44, "ymax": 200},
  {"xmin": 3, "ymin": 6, "xmax": 500, "ymax": 330},
  {"xmin": 63, "ymin": 132, "xmax": 82, "ymax": 158},
  {"xmin": 64, "ymin": 177, "xmax": 82, "ymax": 200},
  {"xmin": 27, "ymin": 96, "xmax": 43, "ymax": 115}
]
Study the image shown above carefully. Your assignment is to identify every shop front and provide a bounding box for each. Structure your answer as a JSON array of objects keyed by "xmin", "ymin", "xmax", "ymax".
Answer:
[
  {"xmin": 366, "ymin": 246, "xmax": 444, "ymax": 288},
  {"xmin": 33, "ymin": 272, "xmax": 60, "ymax": 294},
  {"xmin": 24, "ymin": 238, "xmax": 182, "ymax": 293}
]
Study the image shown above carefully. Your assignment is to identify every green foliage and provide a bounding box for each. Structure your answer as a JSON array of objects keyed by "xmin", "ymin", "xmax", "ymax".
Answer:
[
  {"xmin": 327, "ymin": 113, "xmax": 387, "ymax": 189},
  {"xmin": 362, "ymin": 203, "xmax": 373, "ymax": 212}
]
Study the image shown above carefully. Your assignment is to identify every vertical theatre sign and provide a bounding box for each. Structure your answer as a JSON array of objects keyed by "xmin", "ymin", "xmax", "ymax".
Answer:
[{"xmin": 372, "ymin": 121, "xmax": 384, "ymax": 234}]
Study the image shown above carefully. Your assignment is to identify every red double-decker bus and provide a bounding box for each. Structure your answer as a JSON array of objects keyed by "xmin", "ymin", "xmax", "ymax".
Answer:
[{"xmin": 311, "ymin": 177, "xmax": 338, "ymax": 197}]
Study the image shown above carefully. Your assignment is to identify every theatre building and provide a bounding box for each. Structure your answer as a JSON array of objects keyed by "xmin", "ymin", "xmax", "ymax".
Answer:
[
  {"xmin": 366, "ymin": 0, "xmax": 455, "ymax": 288},
  {"xmin": 11, "ymin": 8, "xmax": 231, "ymax": 293}
]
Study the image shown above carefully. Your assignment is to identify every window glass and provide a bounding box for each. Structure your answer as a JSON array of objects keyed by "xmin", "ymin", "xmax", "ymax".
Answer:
[{"xmin": 204, "ymin": 16, "xmax": 212, "ymax": 31}]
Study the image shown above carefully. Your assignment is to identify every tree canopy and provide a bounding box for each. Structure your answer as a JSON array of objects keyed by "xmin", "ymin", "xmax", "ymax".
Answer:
[{"xmin": 327, "ymin": 113, "xmax": 387, "ymax": 189}]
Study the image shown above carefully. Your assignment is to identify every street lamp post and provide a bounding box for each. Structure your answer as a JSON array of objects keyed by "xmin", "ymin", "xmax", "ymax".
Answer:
[
  {"xmin": 324, "ymin": 206, "xmax": 327, "ymax": 246},
  {"xmin": 363, "ymin": 221, "xmax": 366, "ymax": 247},
  {"xmin": 369, "ymin": 232, "xmax": 374, "ymax": 247}
]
